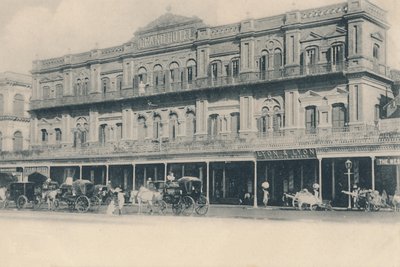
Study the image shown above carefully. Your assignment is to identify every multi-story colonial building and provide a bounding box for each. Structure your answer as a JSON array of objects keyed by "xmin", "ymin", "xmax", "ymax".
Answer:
[
  {"xmin": 0, "ymin": 72, "xmax": 31, "ymax": 152},
  {"xmin": 1, "ymin": 0, "xmax": 399, "ymax": 207}
]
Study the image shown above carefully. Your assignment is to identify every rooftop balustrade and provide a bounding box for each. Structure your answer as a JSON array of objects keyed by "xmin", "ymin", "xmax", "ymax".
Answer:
[{"xmin": 1, "ymin": 122, "xmax": 399, "ymax": 161}]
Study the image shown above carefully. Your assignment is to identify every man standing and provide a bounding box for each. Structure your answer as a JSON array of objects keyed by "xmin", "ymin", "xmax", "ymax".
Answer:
[
  {"xmin": 261, "ymin": 179, "xmax": 270, "ymax": 207},
  {"xmin": 166, "ymin": 171, "xmax": 175, "ymax": 182}
]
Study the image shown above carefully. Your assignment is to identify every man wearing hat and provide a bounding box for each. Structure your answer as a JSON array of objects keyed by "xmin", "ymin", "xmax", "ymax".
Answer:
[{"xmin": 261, "ymin": 179, "xmax": 270, "ymax": 207}]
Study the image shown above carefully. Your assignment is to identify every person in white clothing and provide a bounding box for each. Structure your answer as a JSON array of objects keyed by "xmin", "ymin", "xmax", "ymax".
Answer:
[{"xmin": 261, "ymin": 180, "xmax": 270, "ymax": 207}]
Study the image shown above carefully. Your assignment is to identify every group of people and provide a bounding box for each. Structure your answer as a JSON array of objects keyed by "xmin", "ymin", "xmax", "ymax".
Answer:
[{"xmin": 106, "ymin": 182, "xmax": 125, "ymax": 216}]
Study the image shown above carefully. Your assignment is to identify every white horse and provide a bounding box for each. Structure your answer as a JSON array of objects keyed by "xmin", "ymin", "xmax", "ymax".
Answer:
[
  {"xmin": 42, "ymin": 189, "xmax": 60, "ymax": 210},
  {"xmin": 131, "ymin": 186, "xmax": 162, "ymax": 214},
  {"xmin": 389, "ymin": 195, "xmax": 400, "ymax": 212}
]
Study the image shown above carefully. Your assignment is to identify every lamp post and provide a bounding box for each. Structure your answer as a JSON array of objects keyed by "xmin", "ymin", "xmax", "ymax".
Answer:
[{"xmin": 345, "ymin": 159, "xmax": 352, "ymax": 209}]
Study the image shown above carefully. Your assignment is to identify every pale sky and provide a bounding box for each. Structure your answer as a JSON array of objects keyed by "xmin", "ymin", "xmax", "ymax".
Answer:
[{"xmin": 0, "ymin": 0, "xmax": 399, "ymax": 75}]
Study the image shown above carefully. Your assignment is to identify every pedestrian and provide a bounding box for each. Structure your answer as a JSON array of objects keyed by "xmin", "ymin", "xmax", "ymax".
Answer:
[
  {"xmin": 114, "ymin": 185, "xmax": 125, "ymax": 215},
  {"xmin": 166, "ymin": 171, "xmax": 175, "ymax": 182},
  {"xmin": 261, "ymin": 179, "xmax": 269, "ymax": 207},
  {"xmin": 313, "ymin": 183, "xmax": 320, "ymax": 199}
]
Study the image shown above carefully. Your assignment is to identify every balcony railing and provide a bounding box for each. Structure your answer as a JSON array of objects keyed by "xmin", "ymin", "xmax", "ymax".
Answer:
[
  {"xmin": 30, "ymin": 63, "xmax": 348, "ymax": 110},
  {"xmin": 1, "ymin": 123, "xmax": 399, "ymax": 161}
]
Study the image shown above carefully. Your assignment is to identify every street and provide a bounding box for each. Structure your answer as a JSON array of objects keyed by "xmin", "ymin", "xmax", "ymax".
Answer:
[{"xmin": 0, "ymin": 208, "xmax": 399, "ymax": 267}]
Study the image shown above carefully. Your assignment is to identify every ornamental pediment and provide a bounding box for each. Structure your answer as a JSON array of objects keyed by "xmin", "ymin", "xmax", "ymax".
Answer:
[
  {"xmin": 371, "ymin": 32, "xmax": 384, "ymax": 41},
  {"xmin": 135, "ymin": 13, "xmax": 204, "ymax": 34}
]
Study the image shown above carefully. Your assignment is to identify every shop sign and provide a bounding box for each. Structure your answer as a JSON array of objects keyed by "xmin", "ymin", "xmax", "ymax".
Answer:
[
  {"xmin": 376, "ymin": 157, "xmax": 400, "ymax": 165},
  {"xmin": 138, "ymin": 28, "xmax": 194, "ymax": 49},
  {"xmin": 256, "ymin": 148, "xmax": 317, "ymax": 160},
  {"xmin": 0, "ymin": 167, "xmax": 18, "ymax": 173}
]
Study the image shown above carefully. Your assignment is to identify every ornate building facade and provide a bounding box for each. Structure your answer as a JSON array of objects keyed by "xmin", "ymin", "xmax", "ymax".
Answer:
[
  {"xmin": 1, "ymin": 0, "xmax": 399, "ymax": 206},
  {"xmin": 0, "ymin": 72, "xmax": 31, "ymax": 152}
]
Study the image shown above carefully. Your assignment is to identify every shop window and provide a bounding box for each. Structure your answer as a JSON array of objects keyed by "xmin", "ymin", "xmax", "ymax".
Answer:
[{"xmin": 13, "ymin": 131, "xmax": 23, "ymax": 151}]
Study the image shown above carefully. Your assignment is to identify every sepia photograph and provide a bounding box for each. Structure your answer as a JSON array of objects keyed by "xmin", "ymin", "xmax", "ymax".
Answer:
[{"xmin": 0, "ymin": 0, "xmax": 399, "ymax": 266}]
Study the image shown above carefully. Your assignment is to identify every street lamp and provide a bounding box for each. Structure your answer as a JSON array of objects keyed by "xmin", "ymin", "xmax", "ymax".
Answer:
[{"xmin": 345, "ymin": 159, "xmax": 352, "ymax": 209}]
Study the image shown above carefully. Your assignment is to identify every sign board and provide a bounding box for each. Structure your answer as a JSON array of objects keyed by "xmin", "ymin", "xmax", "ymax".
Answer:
[
  {"xmin": 138, "ymin": 28, "xmax": 194, "ymax": 49},
  {"xmin": 256, "ymin": 148, "xmax": 317, "ymax": 160},
  {"xmin": 376, "ymin": 157, "xmax": 400, "ymax": 165}
]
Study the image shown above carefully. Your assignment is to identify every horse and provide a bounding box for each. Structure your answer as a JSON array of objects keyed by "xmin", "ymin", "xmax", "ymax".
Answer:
[
  {"xmin": 0, "ymin": 187, "xmax": 8, "ymax": 207},
  {"xmin": 389, "ymin": 195, "xmax": 400, "ymax": 212},
  {"xmin": 131, "ymin": 186, "xmax": 163, "ymax": 214},
  {"xmin": 42, "ymin": 189, "xmax": 60, "ymax": 210}
]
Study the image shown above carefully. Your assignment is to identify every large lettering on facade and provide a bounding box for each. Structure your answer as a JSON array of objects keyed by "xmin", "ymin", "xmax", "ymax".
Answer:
[
  {"xmin": 256, "ymin": 149, "xmax": 317, "ymax": 160},
  {"xmin": 376, "ymin": 157, "xmax": 400, "ymax": 165},
  {"xmin": 138, "ymin": 28, "xmax": 194, "ymax": 49}
]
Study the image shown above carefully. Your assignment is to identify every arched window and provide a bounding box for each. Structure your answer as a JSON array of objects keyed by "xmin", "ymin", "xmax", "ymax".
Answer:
[
  {"xmin": 305, "ymin": 106, "xmax": 317, "ymax": 133},
  {"xmin": 101, "ymin": 77, "xmax": 110, "ymax": 94},
  {"xmin": 331, "ymin": 44, "xmax": 344, "ymax": 66},
  {"xmin": 0, "ymin": 94, "xmax": 3, "ymax": 115},
  {"xmin": 75, "ymin": 79, "xmax": 81, "ymax": 96},
  {"xmin": 231, "ymin": 59, "xmax": 240, "ymax": 77},
  {"xmin": 260, "ymin": 51, "xmax": 269, "ymax": 79},
  {"xmin": 99, "ymin": 124, "xmax": 107, "ymax": 145},
  {"xmin": 138, "ymin": 67, "xmax": 147, "ymax": 83},
  {"xmin": 273, "ymin": 48, "xmax": 283, "ymax": 69},
  {"xmin": 208, "ymin": 114, "xmax": 219, "ymax": 137},
  {"xmin": 55, "ymin": 128, "xmax": 62, "ymax": 143},
  {"xmin": 116, "ymin": 75, "xmax": 123, "ymax": 91},
  {"xmin": 373, "ymin": 44, "xmax": 380, "ymax": 60},
  {"xmin": 210, "ymin": 61, "xmax": 221, "ymax": 81},
  {"xmin": 169, "ymin": 113, "xmax": 178, "ymax": 140},
  {"xmin": 332, "ymin": 103, "xmax": 346, "ymax": 130},
  {"xmin": 41, "ymin": 129, "xmax": 48, "ymax": 143},
  {"xmin": 83, "ymin": 78, "xmax": 89, "ymax": 95},
  {"xmin": 13, "ymin": 131, "xmax": 23, "ymax": 151},
  {"xmin": 258, "ymin": 107, "xmax": 269, "ymax": 135},
  {"xmin": 186, "ymin": 111, "xmax": 196, "ymax": 138},
  {"xmin": 153, "ymin": 65, "xmax": 163, "ymax": 87},
  {"xmin": 186, "ymin": 59, "xmax": 196, "ymax": 84},
  {"xmin": 137, "ymin": 116, "xmax": 147, "ymax": 140},
  {"xmin": 169, "ymin": 62, "xmax": 180, "ymax": 83},
  {"xmin": 153, "ymin": 115, "xmax": 162, "ymax": 140}
]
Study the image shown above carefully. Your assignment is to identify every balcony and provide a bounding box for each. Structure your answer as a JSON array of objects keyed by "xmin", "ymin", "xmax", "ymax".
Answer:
[
  {"xmin": 30, "ymin": 63, "xmax": 349, "ymax": 110},
  {"xmin": 1, "ymin": 122, "xmax": 399, "ymax": 162}
]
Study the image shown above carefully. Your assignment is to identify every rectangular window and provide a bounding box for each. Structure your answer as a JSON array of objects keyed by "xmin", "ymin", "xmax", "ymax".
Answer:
[
  {"xmin": 354, "ymin": 25, "xmax": 358, "ymax": 54},
  {"xmin": 187, "ymin": 67, "xmax": 193, "ymax": 83},
  {"xmin": 232, "ymin": 60, "xmax": 239, "ymax": 77},
  {"xmin": 355, "ymin": 85, "xmax": 359, "ymax": 121},
  {"xmin": 291, "ymin": 35, "xmax": 295, "ymax": 63},
  {"xmin": 212, "ymin": 63, "xmax": 218, "ymax": 80}
]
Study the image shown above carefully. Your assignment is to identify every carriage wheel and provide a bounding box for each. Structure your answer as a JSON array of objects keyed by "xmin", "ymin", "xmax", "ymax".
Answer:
[
  {"xmin": 181, "ymin": 196, "xmax": 195, "ymax": 216},
  {"xmin": 157, "ymin": 200, "xmax": 167, "ymax": 215},
  {"xmin": 17, "ymin": 195, "xmax": 28, "ymax": 210},
  {"xmin": 90, "ymin": 196, "xmax": 101, "ymax": 212},
  {"xmin": 75, "ymin": 196, "xmax": 90, "ymax": 213},
  {"xmin": 195, "ymin": 195, "xmax": 209, "ymax": 216},
  {"xmin": 172, "ymin": 203, "xmax": 182, "ymax": 215}
]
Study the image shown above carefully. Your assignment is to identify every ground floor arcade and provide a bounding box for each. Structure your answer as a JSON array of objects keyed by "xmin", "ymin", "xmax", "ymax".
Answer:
[{"xmin": 1, "ymin": 151, "xmax": 399, "ymax": 207}]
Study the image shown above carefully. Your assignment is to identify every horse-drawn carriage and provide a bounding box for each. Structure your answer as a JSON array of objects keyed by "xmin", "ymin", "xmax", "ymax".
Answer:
[
  {"xmin": 94, "ymin": 184, "xmax": 113, "ymax": 205},
  {"xmin": 283, "ymin": 189, "xmax": 332, "ymax": 211},
  {"xmin": 134, "ymin": 176, "xmax": 209, "ymax": 216},
  {"xmin": 341, "ymin": 189, "xmax": 388, "ymax": 211},
  {"xmin": 55, "ymin": 179, "xmax": 101, "ymax": 213},
  {"xmin": 3, "ymin": 182, "xmax": 40, "ymax": 209}
]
